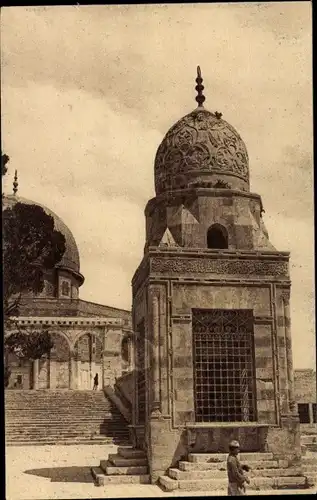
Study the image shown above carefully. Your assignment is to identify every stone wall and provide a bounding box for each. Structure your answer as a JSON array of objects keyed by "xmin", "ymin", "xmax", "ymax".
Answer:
[
  {"xmin": 131, "ymin": 245, "xmax": 299, "ymax": 480},
  {"xmin": 18, "ymin": 297, "xmax": 132, "ymax": 327},
  {"xmin": 294, "ymin": 369, "xmax": 316, "ymax": 402}
]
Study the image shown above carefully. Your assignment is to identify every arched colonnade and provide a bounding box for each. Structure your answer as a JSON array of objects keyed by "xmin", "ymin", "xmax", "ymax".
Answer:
[{"xmin": 6, "ymin": 318, "xmax": 135, "ymax": 391}]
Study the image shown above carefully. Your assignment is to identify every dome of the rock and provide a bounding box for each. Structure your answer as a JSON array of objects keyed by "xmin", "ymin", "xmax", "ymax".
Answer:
[
  {"xmin": 3, "ymin": 195, "xmax": 83, "ymax": 285},
  {"xmin": 154, "ymin": 107, "xmax": 249, "ymax": 195}
]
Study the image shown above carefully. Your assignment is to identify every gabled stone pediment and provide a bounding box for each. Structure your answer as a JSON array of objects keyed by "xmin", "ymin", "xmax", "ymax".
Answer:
[{"xmin": 158, "ymin": 227, "xmax": 178, "ymax": 248}]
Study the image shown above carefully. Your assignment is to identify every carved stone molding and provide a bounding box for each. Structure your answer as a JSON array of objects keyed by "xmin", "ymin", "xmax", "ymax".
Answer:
[{"xmin": 151, "ymin": 257, "xmax": 289, "ymax": 277}]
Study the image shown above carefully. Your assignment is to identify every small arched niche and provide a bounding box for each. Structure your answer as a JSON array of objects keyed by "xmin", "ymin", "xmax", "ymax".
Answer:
[{"xmin": 207, "ymin": 224, "xmax": 228, "ymax": 249}]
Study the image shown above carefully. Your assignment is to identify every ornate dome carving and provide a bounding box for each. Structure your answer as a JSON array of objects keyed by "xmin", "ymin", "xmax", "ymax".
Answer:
[
  {"xmin": 154, "ymin": 107, "xmax": 249, "ymax": 195},
  {"xmin": 3, "ymin": 195, "xmax": 82, "ymax": 277}
]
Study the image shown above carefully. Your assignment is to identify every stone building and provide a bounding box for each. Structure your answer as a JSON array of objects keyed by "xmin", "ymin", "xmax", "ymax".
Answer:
[
  {"xmin": 4, "ymin": 194, "xmax": 134, "ymax": 391},
  {"xmin": 130, "ymin": 68, "xmax": 302, "ymax": 482},
  {"xmin": 4, "ymin": 68, "xmax": 315, "ymax": 488},
  {"xmin": 294, "ymin": 369, "xmax": 316, "ymax": 425}
]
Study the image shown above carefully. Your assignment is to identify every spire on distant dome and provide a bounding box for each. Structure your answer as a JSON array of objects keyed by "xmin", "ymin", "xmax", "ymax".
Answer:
[
  {"xmin": 13, "ymin": 170, "xmax": 18, "ymax": 195},
  {"xmin": 195, "ymin": 66, "xmax": 205, "ymax": 107}
]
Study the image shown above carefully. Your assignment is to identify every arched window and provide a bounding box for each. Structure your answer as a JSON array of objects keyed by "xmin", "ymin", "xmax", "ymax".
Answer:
[{"xmin": 207, "ymin": 224, "xmax": 228, "ymax": 249}]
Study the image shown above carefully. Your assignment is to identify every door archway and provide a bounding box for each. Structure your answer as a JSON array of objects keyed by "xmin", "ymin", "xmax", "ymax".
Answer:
[
  {"xmin": 74, "ymin": 333, "xmax": 103, "ymax": 390},
  {"xmin": 50, "ymin": 333, "xmax": 71, "ymax": 389}
]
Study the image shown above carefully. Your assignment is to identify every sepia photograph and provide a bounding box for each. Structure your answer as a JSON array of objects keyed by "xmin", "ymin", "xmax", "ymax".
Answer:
[{"xmin": 1, "ymin": 2, "xmax": 315, "ymax": 498}]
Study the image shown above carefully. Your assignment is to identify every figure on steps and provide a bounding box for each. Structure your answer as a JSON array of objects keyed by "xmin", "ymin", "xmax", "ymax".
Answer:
[
  {"xmin": 226, "ymin": 440, "xmax": 250, "ymax": 496},
  {"xmin": 93, "ymin": 373, "xmax": 99, "ymax": 391}
]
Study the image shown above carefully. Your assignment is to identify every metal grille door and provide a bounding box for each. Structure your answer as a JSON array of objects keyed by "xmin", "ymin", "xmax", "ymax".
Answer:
[{"xmin": 192, "ymin": 309, "xmax": 256, "ymax": 423}]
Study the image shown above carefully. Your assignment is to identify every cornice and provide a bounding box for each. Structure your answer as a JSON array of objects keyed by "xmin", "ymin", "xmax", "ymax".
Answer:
[{"xmin": 9, "ymin": 316, "xmax": 124, "ymax": 327}]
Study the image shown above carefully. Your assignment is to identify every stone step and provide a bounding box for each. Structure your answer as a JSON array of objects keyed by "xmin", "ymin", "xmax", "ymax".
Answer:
[
  {"xmin": 5, "ymin": 404, "xmax": 112, "ymax": 417},
  {"xmin": 108, "ymin": 454, "xmax": 148, "ymax": 467},
  {"xmin": 300, "ymin": 426, "xmax": 317, "ymax": 435},
  {"xmin": 178, "ymin": 459, "xmax": 288, "ymax": 471},
  {"xmin": 5, "ymin": 391, "xmax": 108, "ymax": 397},
  {"xmin": 6, "ymin": 424, "xmax": 128, "ymax": 431},
  {"xmin": 6, "ymin": 414, "xmax": 113, "ymax": 419},
  {"xmin": 6, "ymin": 439, "xmax": 121, "ymax": 446},
  {"xmin": 302, "ymin": 436, "xmax": 317, "ymax": 444},
  {"xmin": 91, "ymin": 468, "xmax": 150, "ymax": 486},
  {"xmin": 302, "ymin": 457, "xmax": 317, "ymax": 465},
  {"xmin": 6, "ymin": 406, "xmax": 113, "ymax": 410},
  {"xmin": 6, "ymin": 396, "xmax": 109, "ymax": 399},
  {"xmin": 188, "ymin": 452, "xmax": 274, "ymax": 463},
  {"xmin": 305, "ymin": 445, "xmax": 317, "ymax": 453},
  {"xmin": 6, "ymin": 430, "xmax": 129, "ymax": 440},
  {"xmin": 6, "ymin": 400, "xmax": 111, "ymax": 403},
  {"xmin": 5, "ymin": 421, "xmax": 118, "ymax": 427},
  {"xmin": 6, "ymin": 402, "xmax": 110, "ymax": 405},
  {"xmin": 100, "ymin": 460, "xmax": 148, "ymax": 475},
  {"xmin": 5, "ymin": 391, "xmax": 130, "ymax": 446},
  {"xmin": 6, "ymin": 422, "xmax": 127, "ymax": 429},
  {"xmin": 6, "ymin": 411, "xmax": 116, "ymax": 416},
  {"xmin": 6, "ymin": 398, "xmax": 111, "ymax": 401},
  {"xmin": 117, "ymin": 447, "xmax": 146, "ymax": 459},
  {"xmin": 6, "ymin": 413, "xmax": 114, "ymax": 418},
  {"xmin": 6, "ymin": 404, "xmax": 110, "ymax": 408},
  {"xmin": 7, "ymin": 435, "xmax": 130, "ymax": 442},
  {"xmin": 6, "ymin": 426, "xmax": 129, "ymax": 432},
  {"xmin": 6, "ymin": 404, "xmax": 112, "ymax": 408},
  {"xmin": 302, "ymin": 464, "xmax": 317, "ymax": 473},
  {"xmin": 160, "ymin": 475, "xmax": 308, "ymax": 492},
  {"xmin": 159, "ymin": 475, "xmax": 179, "ymax": 492},
  {"xmin": 6, "ymin": 438, "xmax": 129, "ymax": 444},
  {"xmin": 5, "ymin": 433, "xmax": 119, "ymax": 441},
  {"xmin": 169, "ymin": 467, "xmax": 303, "ymax": 481},
  {"xmin": 6, "ymin": 428, "xmax": 129, "ymax": 434}
]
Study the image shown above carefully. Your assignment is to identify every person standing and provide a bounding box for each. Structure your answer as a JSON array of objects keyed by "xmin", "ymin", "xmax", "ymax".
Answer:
[
  {"xmin": 93, "ymin": 373, "xmax": 99, "ymax": 390},
  {"xmin": 226, "ymin": 440, "xmax": 250, "ymax": 496}
]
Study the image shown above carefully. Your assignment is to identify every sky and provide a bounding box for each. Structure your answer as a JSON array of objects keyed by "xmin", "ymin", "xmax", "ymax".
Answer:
[{"xmin": 1, "ymin": 3, "xmax": 314, "ymax": 369}]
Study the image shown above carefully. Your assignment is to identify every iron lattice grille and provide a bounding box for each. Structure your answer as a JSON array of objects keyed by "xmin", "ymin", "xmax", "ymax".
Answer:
[
  {"xmin": 136, "ymin": 320, "xmax": 146, "ymax": 424},
  {"xmin": 192, "ymin": 309, "xmax": 256, "ymax": 423}
]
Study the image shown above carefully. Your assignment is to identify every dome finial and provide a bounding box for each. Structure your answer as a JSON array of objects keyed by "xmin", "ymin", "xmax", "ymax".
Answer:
[
  {"xmin": 195, "ymin": 66, "xmax": 205, "ymax": 107},
  {"xmin": 13, "ymin": 169, "xmax": 18, "ymax": 195}
]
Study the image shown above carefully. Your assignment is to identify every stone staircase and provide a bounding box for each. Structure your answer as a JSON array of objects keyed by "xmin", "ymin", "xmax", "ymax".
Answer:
[
  {"xmin": 300, "ymin": 424, "xmax": 317, "ymax": 487},
  {"xmin": 5, "ymin": 390, "xmax": 130, "ymax": 446},
  {"xmin": 91, "ymin": 446, "xmax": 150, "ymax": 485},
  {"xmin": 301, "ymin": 452, "xmax": 317, "ymax": 488},
  {"xmin": 159, "ymin": 452, "xmax": 309, "ymax": 492},
  {"xmin": 301, "ymin": 424, "xmax": 317, "ymax": 452}
]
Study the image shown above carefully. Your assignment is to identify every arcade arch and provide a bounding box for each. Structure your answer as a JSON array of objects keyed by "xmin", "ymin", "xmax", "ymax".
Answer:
[{"xmin": 73, "ymin": 332, "xmax": 103, "ymax": 390}]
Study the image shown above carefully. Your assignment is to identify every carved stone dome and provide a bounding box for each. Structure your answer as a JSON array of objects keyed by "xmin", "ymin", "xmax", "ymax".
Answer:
[
  {"xmin": 3, "ymin": 195, "xmax": 83, "ymax": 281},
  {"xmin": 154, "ymin": 107, "xmax": 249, "ymax": 195}
]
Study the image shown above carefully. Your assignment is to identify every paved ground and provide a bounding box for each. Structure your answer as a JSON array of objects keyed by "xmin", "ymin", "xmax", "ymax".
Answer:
[{"xmin": 5, "ymin": 445, "xmax": 316, "ymax": 499}]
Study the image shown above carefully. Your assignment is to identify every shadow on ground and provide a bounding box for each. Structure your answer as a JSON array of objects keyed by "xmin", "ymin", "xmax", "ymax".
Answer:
[{"xmin": 24, "ymin": 466, "xmax": 95, "ymax": 483}]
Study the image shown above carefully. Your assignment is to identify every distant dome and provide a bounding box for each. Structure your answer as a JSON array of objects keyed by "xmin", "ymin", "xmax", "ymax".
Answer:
[
  {"xmin": 3, "ymin": 195, "xmax": 83, "ymax": 281},
  {"xmin": 154, "ymin": 107, "xmax": 249, "ymax": 194}
]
